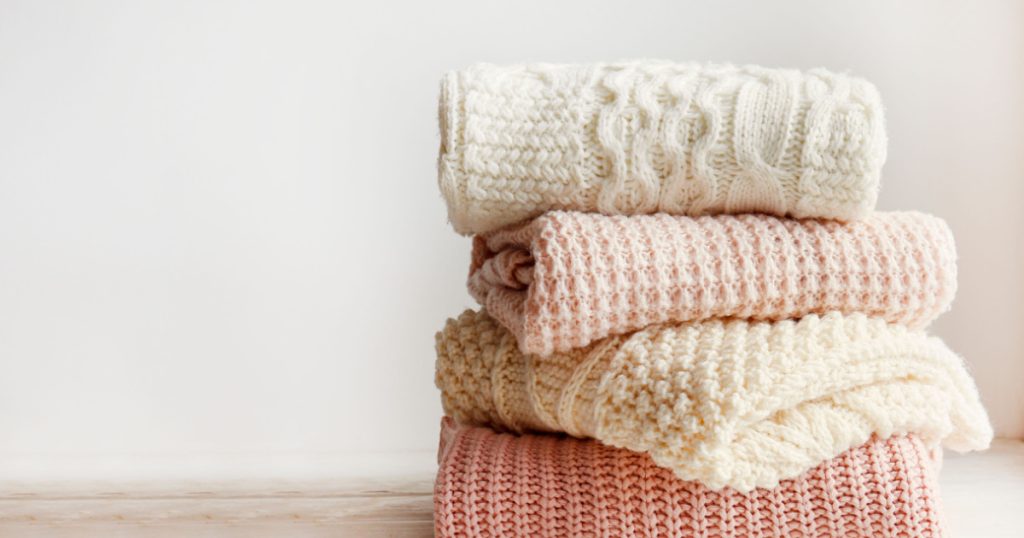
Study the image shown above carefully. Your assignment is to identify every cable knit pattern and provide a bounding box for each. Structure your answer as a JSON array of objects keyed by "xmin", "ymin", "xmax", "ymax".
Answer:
[
  {"xmin": 435, "ymin": 310, "xmax": 991, "ymax": 491},
  {"xmin": 439, "ymin": 61, "xmax": 887, "ymax": 234},
  {"xmin": 470, "ymin": 211, "xmax": 956, "ymax": 355},
  {"xmin": 435, "ymin": 419, "xmax": 946, "ymax": 538}
]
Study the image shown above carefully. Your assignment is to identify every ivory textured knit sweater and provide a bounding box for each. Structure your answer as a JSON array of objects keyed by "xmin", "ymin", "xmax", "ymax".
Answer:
[
  {"xmin": 470, "ymin": 211, "xmax": 956, "ymax": 355},
  {"xmin": 439, "ymin": 62, "xmax": 886, "ymax": 234},
  {"xmin": 435, "ymin": 310, "xmax": 991, "ymax": 491},
  {"xmin": 435, "ymin": 419, "xmax": 946, "ymax": 538}
]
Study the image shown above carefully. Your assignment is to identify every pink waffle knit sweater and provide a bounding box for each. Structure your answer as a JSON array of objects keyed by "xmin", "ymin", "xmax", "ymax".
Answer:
[
  {"xmin": 470, "ymin": 211, "xmax": 957, "ymax": 355},
  {"xmin": 435, "ymin": 418, "xmax": 946, "ymax": 538}
]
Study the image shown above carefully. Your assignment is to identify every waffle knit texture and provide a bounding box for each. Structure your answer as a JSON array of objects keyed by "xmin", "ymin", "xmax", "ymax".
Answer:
[
  {"xmin": 435, "ymin": 418, "xmax": 946, "ymax": 538},
  {"xmin": 435, "ymin": 310, "xmax": 991, "ymax": 491},
  {"xmin": 470, "ymin": 211, "xmax": 957, "ymax": 355},
  {"xmin": 439, "ymin": 61, "xmax": 887, "ymax": 235}
]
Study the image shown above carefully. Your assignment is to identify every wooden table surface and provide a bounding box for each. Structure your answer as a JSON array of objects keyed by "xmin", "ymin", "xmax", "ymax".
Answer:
[{"xmin": 1, "ymin": 439, "xmax": 1021, "ymax": 537}]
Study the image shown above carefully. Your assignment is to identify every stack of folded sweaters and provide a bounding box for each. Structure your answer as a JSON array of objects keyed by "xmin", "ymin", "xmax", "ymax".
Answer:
[{"xmin": 430, "ymin": 61, "xmax": 992, "ymax": 537}]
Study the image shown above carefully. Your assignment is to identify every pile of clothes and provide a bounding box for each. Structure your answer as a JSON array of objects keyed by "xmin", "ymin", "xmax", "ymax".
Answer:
[{"xmin": 431, "ymin": 61, "xmax": 991, "ymax": 538}]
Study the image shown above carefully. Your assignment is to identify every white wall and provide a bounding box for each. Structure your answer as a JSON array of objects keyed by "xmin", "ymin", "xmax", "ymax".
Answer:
[{"xmin": 0, "ymin": 0, "xmax": 1020, "ymax": 465}]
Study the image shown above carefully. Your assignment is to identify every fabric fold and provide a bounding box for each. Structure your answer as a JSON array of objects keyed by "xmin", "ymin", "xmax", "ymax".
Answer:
[
  {"xmin": 470, "ymin": 210, "xmax": 958, "ymax": 355},
  {"xmin": 439, "ymin": 61, "xmax": 886, "ymax": 235},
  {"xmin": 435, "ymin": 310, "xmax": 991, "ymax": 491},
  {"xmin": 435, "ymin": 418, "xmax": 946, "ymax": 538}
]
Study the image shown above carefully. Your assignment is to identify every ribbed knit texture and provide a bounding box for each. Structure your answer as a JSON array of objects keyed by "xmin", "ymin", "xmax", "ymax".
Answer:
[
  {"xmin": 439, "ymin": 61, "xmax": 887, "ymax": 235},
  {"xmin": 435, "ymin": 310, "xmax": 991, "ymax": 491},
  {"xmin": 470, "ymin": 211, "xmax": 957, "ymax": 355},
  {"xmin": 435, "ymin": 419, "xmax": 946, "ymax": 538}
]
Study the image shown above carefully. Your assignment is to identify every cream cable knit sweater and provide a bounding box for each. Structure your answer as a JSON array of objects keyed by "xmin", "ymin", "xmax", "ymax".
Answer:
[
  {"xmin": 439, "ymin": 62, "xmax": 887, "ymax": 234},
  {"xmin": 435, "ymin": 310, "xmax": 991, "ymax": 492},
  {"xmin": 471, "ymin": 211, "xmax": 957, "ymax": 355}
]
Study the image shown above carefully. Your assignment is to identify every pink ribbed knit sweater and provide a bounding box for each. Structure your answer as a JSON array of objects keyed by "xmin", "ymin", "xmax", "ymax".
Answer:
[
  {"xmin": 470, "ymin": 211, "xmax": 957, "ymax": 355},
  {"xmin": 435, "ymin": 418, "xmax": 946, "ymax": 538}
]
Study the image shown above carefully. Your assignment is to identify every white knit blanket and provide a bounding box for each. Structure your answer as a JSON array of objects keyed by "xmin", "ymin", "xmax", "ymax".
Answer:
[{"xmin": 435, "ymin": 310, "xmax": 992, "ymax": 491}]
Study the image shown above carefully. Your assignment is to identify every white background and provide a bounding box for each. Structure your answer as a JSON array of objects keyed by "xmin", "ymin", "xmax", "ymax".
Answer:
[{"xmin": 0, "ymin": 0, "xmax": 1021, "ymax": 468}]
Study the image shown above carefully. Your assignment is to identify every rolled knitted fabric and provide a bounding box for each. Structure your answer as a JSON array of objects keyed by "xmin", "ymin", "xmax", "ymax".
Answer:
[
  {"xmin": 435, "ymin": 310, "xmax": 991, "ymax": 491},
  {"xmin": 439, "ymin": 61, "xmax": 887, "ymax": 235},
  {"xmin": 435, "ymin": 419, "xmax": 946, "ymax": 538},
  {"xmin": 470, "ymin": 211, "xmax": 956, "ymax": 355}
]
